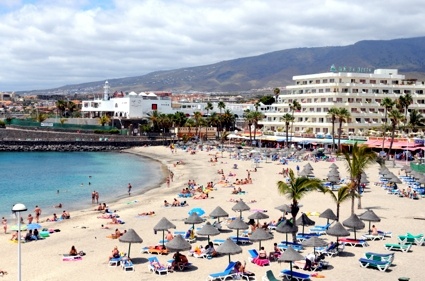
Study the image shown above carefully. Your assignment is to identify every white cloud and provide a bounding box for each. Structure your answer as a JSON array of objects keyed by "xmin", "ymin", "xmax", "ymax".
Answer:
[{"xmin": 0, "ymin": 0, "xmax": 425, "ymax": 91}]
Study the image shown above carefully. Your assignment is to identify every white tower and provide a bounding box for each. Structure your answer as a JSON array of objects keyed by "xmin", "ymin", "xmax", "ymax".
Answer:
[{"xmin": 103, "ymin": 81, "xmax": 110, "ymax": 101}]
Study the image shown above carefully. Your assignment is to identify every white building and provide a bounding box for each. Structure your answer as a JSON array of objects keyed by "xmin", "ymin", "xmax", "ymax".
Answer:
[
  {"xmin": 260, "ymin": 68, "xmax": 425, "ymax": 137},
  {"xmin": 81, "ymin": 81, "xmax": 258, "ymax": 120}
]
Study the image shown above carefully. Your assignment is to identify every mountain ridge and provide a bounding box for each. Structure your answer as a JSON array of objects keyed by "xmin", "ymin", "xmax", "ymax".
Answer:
[{"xmin": 19, "ymin": 36, "xmax": 425, "ymax": 94}]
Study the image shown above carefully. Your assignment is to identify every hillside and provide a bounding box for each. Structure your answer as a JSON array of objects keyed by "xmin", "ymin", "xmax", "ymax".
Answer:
[{"xmin": 20, "ymin": 36, "xmax": 425, "ymax": 94}]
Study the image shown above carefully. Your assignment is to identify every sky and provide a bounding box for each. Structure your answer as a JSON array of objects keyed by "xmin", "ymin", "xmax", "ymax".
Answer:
[{"xmin": 1, "ymin": 0, "xmax": 425, "ymax": 92}]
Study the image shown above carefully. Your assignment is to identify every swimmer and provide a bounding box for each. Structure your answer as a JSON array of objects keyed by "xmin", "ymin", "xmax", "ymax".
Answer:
[{"xmin": 54, "ymin": 203, "xmax": 62, "ymax": 208}]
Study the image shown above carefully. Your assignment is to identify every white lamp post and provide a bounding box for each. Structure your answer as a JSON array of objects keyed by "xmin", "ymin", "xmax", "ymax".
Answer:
[{"xmin": 12, "ymin": 203, "xmax": 27, "ymax": 281}]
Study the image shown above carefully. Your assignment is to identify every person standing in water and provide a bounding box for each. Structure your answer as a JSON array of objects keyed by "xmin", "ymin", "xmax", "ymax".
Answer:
[{"xmin": 128, "ymin": 183, "xmax": 132, "ymax": 196}]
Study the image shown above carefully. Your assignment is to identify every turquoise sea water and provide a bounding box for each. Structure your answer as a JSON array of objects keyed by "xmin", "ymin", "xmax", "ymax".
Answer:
[{"xmin": 0, "ymin": 152, "xmax": 163, "ymax": 219}]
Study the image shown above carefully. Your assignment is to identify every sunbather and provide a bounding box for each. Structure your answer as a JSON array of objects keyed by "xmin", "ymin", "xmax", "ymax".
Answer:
[
  {"xmin": 234, "ymin": 261, "xmax": 255, "ymax": 277},
  {"xmin": 69, "ymin": 245, "xmax": 78, "ymax": 256},
  {"xmin": 172, "ymin": 198, "xmax": 180, "ymax": 207},
  {"xmin": 371, "ymin": 225, "xmax": 378, "ymax": 235},
  {"xmin": 193, "ymin": 192, "xmax": 208, "ymax": 199},
  {"xmin": 108, "ymin": 246, "xmax": 120, "ymax": 261}
]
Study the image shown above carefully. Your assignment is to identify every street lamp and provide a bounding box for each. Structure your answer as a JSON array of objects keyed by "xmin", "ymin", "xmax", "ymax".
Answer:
[{"xmin": 12, "ymin": 203, "xmax": 27, "ymax": 281}]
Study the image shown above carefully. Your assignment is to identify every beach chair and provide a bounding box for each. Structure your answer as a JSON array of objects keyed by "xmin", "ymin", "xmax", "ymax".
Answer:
[
  {"xmin": 378, "ymin": 231, "xmax": 392, "ymax": 238},
  {"xmin": 296, "ymin": 233, "xmax": 321, "ymax": 242},
  {"xmin": 230, "ymin": 236, "xmax": 251, "ymax": 244},
  {"xmin": 338, "ymin": 238, "xmax": 369, "ymax": 247},
  {"xmin": 384, "ymin": 243, "xmax": 412, "ymax": 253},
  {"xmin": 278, "ymin": 242, "xmax": 303, "ymax": 252},
  {"xmin": 109, "ymin": 256, "xmax": 122, "ymax": 267},
  {"xmin": 248, "ymin": 249, "xmax": 270, "ymax": 267},
  {"xmin": 147, "ymin": 256, "xmax": 169, "ymax": 275},
  {"xmin": 364, "ymin": 252, "xmax": 394, "ymax": 263},
  {"xmin": 206, "ymin": 261, "xmax": 236, "ymax": 281},
  {"xmin": 309, "ymin": 223, "xmax": 331, "ymax": 234},
  {"xmin": 398, "ymin": 233, "xmax": 425, "ymax": 246},
  {"xmin": 262, "ymin": 270, "xmax": 280, "ymax": 281},
  {"xmin": 121, "ymin": 259, "xmax": 135, "ymax": 272},
  {"xmin": 362, "ymin": 234, "xmax": 385, "ymax": 241},
  {"xmin": 148, "ymin": 245, "xmax": 169, "ymax": 255},
  {"xmin": 212, "ymin": 239, "xmax": 225, "ymax": 246},
  {"xmin": 167, "ymin": 258, "xmax": 192, "ymax": 271},
  {"xmin": 358, "ymin": 258, "xmax": 391, "ymax": 272},
  {"xmin": 280, "ymin": 269, "xmax": 311, "ymax": 281},
  {"xmin": 184, "ymin": 229, "xmax": 196, "ymax": 243}
]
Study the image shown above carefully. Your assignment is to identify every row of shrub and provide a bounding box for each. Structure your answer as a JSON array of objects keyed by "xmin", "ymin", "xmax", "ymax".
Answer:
[{"xmin": 93, "ymin": 129, "xmax": 120, "ymax": 134}]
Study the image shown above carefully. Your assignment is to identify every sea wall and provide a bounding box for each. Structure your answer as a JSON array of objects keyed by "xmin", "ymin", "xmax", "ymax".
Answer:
[{"xmin": 0, "ymin": 128, "xmax": 164, "ymax": 151}]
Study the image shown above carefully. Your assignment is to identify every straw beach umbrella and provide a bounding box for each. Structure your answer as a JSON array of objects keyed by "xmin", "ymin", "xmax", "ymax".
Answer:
[
  {"xmin": 154, "ymin": 217, "xmax": 176, "ymax": 248},
  {"xmin": 359, "ymin": 210, "xmax": 381, "ymax": 234},
  {"xmin": 296, "ymin": 213, "xmax": 315, "ymax": 234},
  {"xmin": 227, "ymin": 218, "xmax": 249, "ymax": 244},
  {"xmin": 231, "ymin": 199, "xmax": 250, "ymax": 218},
  {"xmin": 342, "ymin": 214, "xmax": 365, "ymax": 239},
  {"xmin": 278, "ymin": 247, "xmax": 304, "ymax": 280},
  {"xmin": 326, "ymin": 221, "xmax": 350, "ymax": 243},
  {"xmin": 275, "ymin": 204, "xmax": 291, "ymax": 216},
  {"xmin": 209, "ymin": 206, "xmax": 229, "ymax": 223},
  {"xmin": 165, "ymin": 235, "xmax": 191, "ymax": 252},
  {"xmin": 196, "ymin": 222, "xmax": 220, "ymax": 243},
  {"xmin": 119, "ymin": 228, "xmax": 143, "ymax": 258},
  {"xmin": 276, "ymin": 220, "xmax": 298, "ymax": 245},
  {"xmin": 185, "ymin": 212, "xmax": 204, "ymax": 231},
  {"xmin": 248, "ymin": 211, "xmax": 269, "ymax": 225},
  {"xmin": 301, "ymin": 236, "xmax": 327, "ymax": 254},
  {"xmin": 216, "ymin": 238, "xmax": 243, "ymax": 263},
  {"xmin": 250, "ymin": 228, "xmax": 273, "ymax": 251}
]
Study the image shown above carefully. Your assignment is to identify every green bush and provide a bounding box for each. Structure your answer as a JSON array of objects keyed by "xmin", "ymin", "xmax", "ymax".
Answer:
[
  {"xmin": 93, "ymin": 129, "xmax": 121, "ymax": 135},
  {"xmin": 0, "ymin": 120, "xmax": 5, "ymax": 128}
]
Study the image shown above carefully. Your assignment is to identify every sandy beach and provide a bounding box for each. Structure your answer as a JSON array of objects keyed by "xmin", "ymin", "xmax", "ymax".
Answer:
[{"xmin": 1, "ymin": 145, "xmax": 424, "ymax": 281}]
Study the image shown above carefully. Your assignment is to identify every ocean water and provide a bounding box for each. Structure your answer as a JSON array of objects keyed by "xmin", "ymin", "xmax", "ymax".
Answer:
[{"xmin": 0, "ymin": 151, "xmax": 163, "ymax": 219}]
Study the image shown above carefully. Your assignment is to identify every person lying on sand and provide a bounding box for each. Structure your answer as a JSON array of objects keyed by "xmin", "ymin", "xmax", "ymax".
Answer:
[{"xmin": 138, "ymin": 211, "xmax": 155, "ymax": 216}]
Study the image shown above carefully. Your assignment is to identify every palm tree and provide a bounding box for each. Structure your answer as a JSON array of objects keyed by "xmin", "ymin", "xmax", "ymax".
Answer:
[
  {"xmin": 193, "ymin": 111, "xmax": 203, "ymax": 139},
  {"xmin": 172, "ymin": 111, "xmax": 188, "ymax": 127},
  {"xmin": 221, "ymin": 109, "xmax": 235, "ymax": 132},
  {"xmin": 397, "ymin": 93, "xmax": 413, "ymax": 129},
  {"xmin": 185, "ymin": 118, "xmax": 196, "ymax": 137},
  {"xmin": 280, "ymin": 113, "xmax": 294, "ymax": 147},
  {"xmin": 277, "ymin": 169, "xmax": 324, "ymax": 241},
  {"xmin": 322, "ymin": 185, "xmax": 352, "ymax": 221},
  {"xmin": 205, "ymin": 102, "xmax": 213, "ymax": 116},
  {"xmin": 289, "ymin": 100, "xmax": 301, "ymax": 138},
  {"xmin": 343, "ymin": 143, "xmax": 376, "ymax": 212},
  {"xmin": 217, "ymin": 101, "xmax": 226, "ymax": 114},
  {"xmin": 243, "ymin": 109, "xmax": 254, "ymax": 142},
  {"xmin": 327, "ymin": 107, "xmax": 340, "ymax": 153},
  {"xmin": 250, "ymin": 111, "xmax": 264, "ymax": 141},
  {"xmin": 408, "ymin": 109, "xmax": 425, "ymax": 132},
  {"xmin": 147, "ymin": 111, "xmax": 161, "ymax": 131},
  {"xmin": 388, "ymin": 109, "xmax": 405, "ymax": 157},
  {"xmin": 98, "ymin": 114, "xmax": 111, "ymax": 127},
  {"xmin": 254, "ymin": 101, "xmax": 261, "ymax": 112},
  {"xmin": 56, "ymin": 100, "xmax": 66, "ymax": 117},
  {"xmin": 336, "ymin": 108, "xmax": 350, "ymax": 152},
  {"xmin": 380, "ymin": 97, "xmax": 395, "ymax": 151},
  {"xmin": 273, "ymin": 88, "xmax": 280, "ymax": 102}
]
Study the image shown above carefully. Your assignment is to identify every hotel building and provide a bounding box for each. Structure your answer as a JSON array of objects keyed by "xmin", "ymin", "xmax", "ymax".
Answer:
[{"xmin": 260, "ymin": 67, "xmax": 425, "ymax": 137}]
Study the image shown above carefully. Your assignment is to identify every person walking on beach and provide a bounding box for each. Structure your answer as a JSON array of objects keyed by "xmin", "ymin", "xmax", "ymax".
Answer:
[
  {"xmin": 128, "ymin": 183, "xmax": 132, "ymax": 196},
  {"xmin": 34, "ymin": 205, "xmax": 42, "ymax": 223},
  {"xmin": 170, "ymin": 171, "xmax": 174, "ymax": 182},
  {"xmin": 27, "ymin": 214, "xmax": 33, "ymax": 224},
  {"xmin": 95, "ymin": 191, "xmax": 99, "ymax": 203},
  {"xmin": 2, "ymin": 217, "xmax": 7, "ymax": 234},
  {"xmin": 92, "ymin": 191, "xmax": 96, "ymax": 203},
  {"xmin": 166, "ymin": 177, "xmax": 170, "ymax": 188}
]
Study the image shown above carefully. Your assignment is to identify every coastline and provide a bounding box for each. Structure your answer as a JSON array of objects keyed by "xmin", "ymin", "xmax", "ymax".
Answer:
[{"xmin": 1, "ymin": 145, "xmax": 424, "ymax": 281}]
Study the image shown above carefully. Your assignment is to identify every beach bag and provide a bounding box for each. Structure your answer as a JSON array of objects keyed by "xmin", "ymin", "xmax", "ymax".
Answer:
[{"xmin": 79, "ymin": 251, "xmax": 86, "ymax": 256}]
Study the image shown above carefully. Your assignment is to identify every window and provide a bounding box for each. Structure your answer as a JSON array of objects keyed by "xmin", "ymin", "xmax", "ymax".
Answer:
[
  {"xmin": 318, "ymin": 89, "xmax": 323, "ymax": 93},
  {"xmin": 323, "ymin": 79, "xmax": 328, "ymax": 83},
  {"xmin": 370, "ymin": 80, "xmax": 376, "ymax": 84},
  {"xmin": 353, "ymin": 89, "xmax": 358, "ymax": 93},
  {"xmin": 360, "ymin": 79, "xmax": 366, "ymax": 83},
  {"xmin": 325, "ymin": 88, "xmax": 330, "ymax": 92},
  {"xmin": 152, "ymin": 104, "xmax": 158, "ymax": 110},
  {"xmin": 329, "ymin": 79, "xmax": 335, "ymax": 83},
  {"xmin": 319, "ymin": 118, "xmax": 324, "ymax": 122},
  {"xmin": 316, "ymin": 80, "xmax": 320, "ymax": 84},
  {"xmin": 312, "ymin": 89, "xmax": 317, "ymax": 93},
  {"xmin": 380, "ymin": 80, "xmax": 387, "ymax": 84},
  {"xmin": 351, "ymin": 79, "xmax": 356, "ymax": 83},
  {"xmin": 321, "ymin": 98, "xmax": 326, "ymax": 102}
]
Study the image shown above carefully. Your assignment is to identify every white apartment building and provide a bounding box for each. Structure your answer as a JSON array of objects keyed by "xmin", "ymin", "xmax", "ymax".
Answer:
[{"xmin": 260, "ymin": 67, "xmax": 425, "ymax": 137}]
